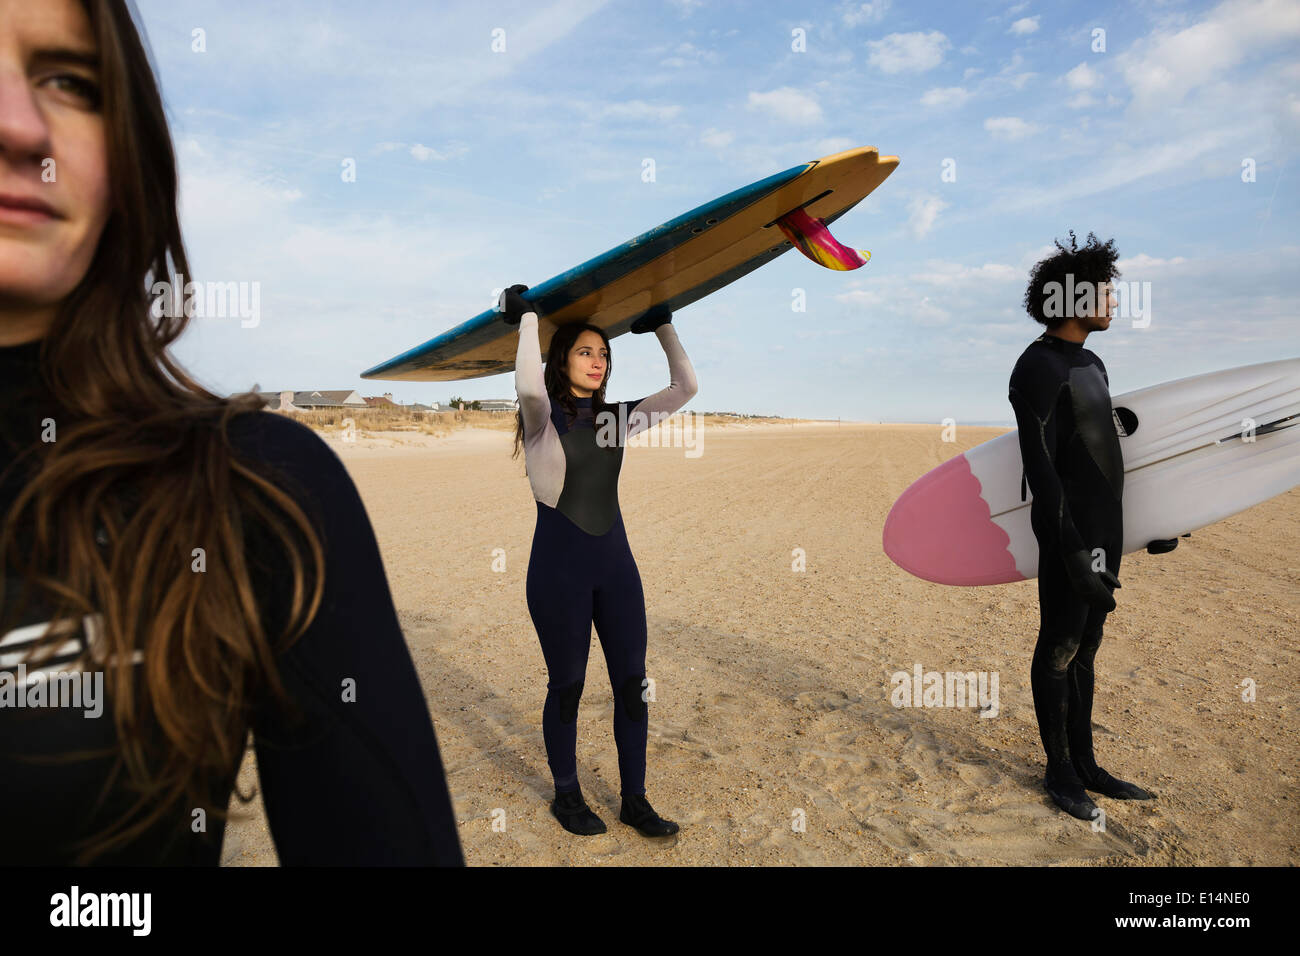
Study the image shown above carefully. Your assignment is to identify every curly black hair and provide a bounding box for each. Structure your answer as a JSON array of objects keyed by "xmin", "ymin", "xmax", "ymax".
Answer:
[{"xmin": 1022, "ymin": 230, "xmax": 1121, "ymax": 328}]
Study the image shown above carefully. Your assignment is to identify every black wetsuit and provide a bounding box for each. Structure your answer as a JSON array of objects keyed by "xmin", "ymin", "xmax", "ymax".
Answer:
[
  {"xmin": 0, "ymin": 339, "xmax": 463, "ymax": 865},
  {"xmin": 1008, "ymin": 333, "xmax": 1126, "ymax": 812}
]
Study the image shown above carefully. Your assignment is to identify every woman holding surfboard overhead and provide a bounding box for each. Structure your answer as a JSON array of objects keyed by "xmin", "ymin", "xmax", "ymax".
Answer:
[
  {"xmin": 0, "ymin": 0, "xmax": 461, "ymax": 864},
  {"xmin": 1008, "ymin": 232, "xmax": 1159, "ymax": 821},
  {"xmin": 501, "ymin": 284, "xmax": 697, "ymax": 837}
]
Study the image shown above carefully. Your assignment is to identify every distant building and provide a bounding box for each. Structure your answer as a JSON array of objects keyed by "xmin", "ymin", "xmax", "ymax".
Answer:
[
  {"xmin": 256, "ymin": 390, "xmax": 505, "ymax": 415},
  {"xmin": 258, "ymin": 389, "xmax": 368, "ymax": 411}
]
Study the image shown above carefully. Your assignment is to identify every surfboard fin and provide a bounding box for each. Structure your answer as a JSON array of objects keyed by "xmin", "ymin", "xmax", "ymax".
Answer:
[
  {"xmin": 1215, "ymin": 413, "xmax": 1298, "ymax": 444},
  {"xmin": 774, "ymin": 207, "xmax": 871, "ymax": 271}
]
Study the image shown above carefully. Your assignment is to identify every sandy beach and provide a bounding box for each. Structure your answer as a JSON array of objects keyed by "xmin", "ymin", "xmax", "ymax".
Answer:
[{"xmin": 220, "ymin": 420, "xmax": 1299, "ymax": 866}]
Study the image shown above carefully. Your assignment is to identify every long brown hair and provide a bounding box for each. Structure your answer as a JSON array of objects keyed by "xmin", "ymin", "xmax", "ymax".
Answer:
[
  {"xmin": 0, "ymin": 0, "xmax": 324, "ymax": 862},
  {"xmin": 511, "ymin": 321, "xmax": 613, "ymax": 459}
]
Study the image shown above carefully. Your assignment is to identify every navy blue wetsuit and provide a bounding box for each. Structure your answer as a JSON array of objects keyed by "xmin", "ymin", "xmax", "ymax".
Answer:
[
  {"xmin": 514, "ymin": 315, "xmax": 697, "ymax": 797},
  {"xmin": 527, "ymin": 397, "xmax": 651, "ymax": 795}
]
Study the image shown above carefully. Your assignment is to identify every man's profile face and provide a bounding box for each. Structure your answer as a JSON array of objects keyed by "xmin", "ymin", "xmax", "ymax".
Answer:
[{"xmin": 1090, "ymin": 281, "xmax": 1117, "ymax": 332}]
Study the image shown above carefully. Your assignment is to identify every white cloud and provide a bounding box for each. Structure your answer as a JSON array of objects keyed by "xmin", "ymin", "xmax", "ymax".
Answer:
[
  {"xmin": 835, "ymin": 288, "xmax": 886, "ymax": 307},
  {"xmin": 602, "ymin": 100, "xmax": 683, "ymax": 122},
  {"xmin": 1065, "ymin": 62, "xmax": 1101, "ymax": 90},
  {"xmin": 984, "ymin": 116, "xmax": 1037, "ymax": 139},
  {"xmin": 910, "ymin": 261, "xmax": 1020, "ymax": 285},
  {"xmin": 866, "ymin": 31, "xmax": 950, "ymax": 73},
  {"xmin": 836, "ymin": 278, "xmax": 954, "ymax": 326},
  {"xmin": 372, "ymin": 141, "xmax": 468, "ymax": 162},
  {"xmin": 1068, "ymin": 92, "xmax": 1097, "ymax": 109},
  {"xmin": 171, "ymin": 153, "xmax": 504, "ymax": 398},
  {"xmin": 746, "ymin": 87, "xmax": 823, "ymax": 124},
  {"xmin": 144, "ymin": 0, "xmax": 614, "ymax": 118},
  {"xmin": 409, "ymin": 143, "xmax": 469, "ymax": 161},
  {"xmin": 1119, "ymin": 0, "xmax": 1300, "ymax": 112},
  {"xmin": 987, "ymin": 52, "xmax": 1036, "ymax": 90},
  {"xmin": 700, "ymin": 128, "xmax": 735, "ymax": 149},
  {"xmin": 921, "ymin": 86, "xmax": 972, "ymax": 108},
  {"xmin": 1117, "ymin": 253, "xmax": 1189, "ymax": 271},
  {"xmin": 994, "ymin": 128, "xmax": 1236, "ymax": 211},
  {"xmin": 843, "ymin": 0, "xmax": 891, "ymax": 27},
  {"xmin": 1009, "ymin": 16, "xmax": 1040, "ymax": 35},
  {"xmin": 659, "ymin": 41, "xmax": 718, "ymax": 68},
  {"xmin": 963, "ymin": 67, "xmax": 983, "ymax": 80},
  {"xmin": 1020, "ymin": 245, "xmax": 1058, "ymax": 269},
  {"xmin": 814, "ymin": 137, "xmax": 857, "ymax": 154},
  {"xmin": 908, "ymin": 194, "xmax": 949, "ymax": 238},
  {"xmin": 915, "ymin": 296, "xmax": 951, "ymax": 325}
]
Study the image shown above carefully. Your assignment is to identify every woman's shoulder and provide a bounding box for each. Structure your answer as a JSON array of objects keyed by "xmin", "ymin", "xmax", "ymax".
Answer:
[
  {"xmin": 223, "ymin": 409, "xmax": 356, "ymax": 506},
  {"xmin": 225, "ymin": 407, "xmax": 337, "ymax": 460}
]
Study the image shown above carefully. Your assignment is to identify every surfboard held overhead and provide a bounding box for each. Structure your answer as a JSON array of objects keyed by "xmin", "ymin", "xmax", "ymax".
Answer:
[{"xmin": 361, "ymin": 146, "xmax": 899, "ymax": 383}]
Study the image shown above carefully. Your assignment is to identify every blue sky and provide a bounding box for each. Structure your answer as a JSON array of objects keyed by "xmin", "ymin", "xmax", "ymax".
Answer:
[{"xmin": 134, "ymin": 0, "xmax": 1299, "ymax": 424}]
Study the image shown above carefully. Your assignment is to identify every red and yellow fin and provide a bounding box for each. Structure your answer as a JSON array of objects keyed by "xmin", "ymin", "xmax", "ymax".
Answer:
[{"xmin": 775, "ymin": 207, "xmax": 871, "ymax": 271}]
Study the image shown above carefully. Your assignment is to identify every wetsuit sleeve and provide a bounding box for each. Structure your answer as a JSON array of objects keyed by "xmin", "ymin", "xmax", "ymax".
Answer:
[
  {"xmin": 515, "ymin": 312, "xmax": 551, "ymax": 438},
  {"xmin": 1008, "ymin": 369, "xmax": 1086, "ymax": 560},
  {"xmin": 627, "ymin": 322, "xmax": 699, "ymax": 439},
  {"xmin": 235, "ymin": 414, "xmax": 463, "ymax": 866}
]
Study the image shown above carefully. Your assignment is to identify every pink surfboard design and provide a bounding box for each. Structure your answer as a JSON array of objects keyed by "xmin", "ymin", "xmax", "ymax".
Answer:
[
  {"xmin": 883, "ymin": 453, "xmax": 1022, "ymax": 586},
  {"xmin": 883, "ymin": 358, "xmax": 1300, "ymax": 587},
  {"xmin": 775, "ymin": 207, "xmax": 871, "ymax": 271}
]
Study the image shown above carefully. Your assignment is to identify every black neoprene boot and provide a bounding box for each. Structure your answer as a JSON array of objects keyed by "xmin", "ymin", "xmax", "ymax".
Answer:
[
  {"xmin": 1043, "ymin": 763, "xmax": 1101, "ymax": 821},
  {"xmin": 550, "ymin": 788, "xmax": 606, "ymax": 836},
  {"xmin": 1074, "ymin": 765, "xmax": 1155, "ymax": 800},
  {"xmin": 619, "ymin": 793, "xmax": 679, "ymax": 837}
]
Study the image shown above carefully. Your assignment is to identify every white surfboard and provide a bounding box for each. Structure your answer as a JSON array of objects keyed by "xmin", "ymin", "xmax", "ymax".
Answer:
[{"xmin": 883, "ymin": 358, "xmax": 1300, "ymax": 585}]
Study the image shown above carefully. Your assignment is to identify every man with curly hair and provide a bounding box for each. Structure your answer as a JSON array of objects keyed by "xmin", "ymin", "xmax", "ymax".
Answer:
[{"xmin": 1009, "ymin": 231, "xmax": 1159, "ymax": 821}]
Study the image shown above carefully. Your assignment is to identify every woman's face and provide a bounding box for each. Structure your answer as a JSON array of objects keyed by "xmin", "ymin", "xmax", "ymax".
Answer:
[
  {"xmin": 0, "ymin": 0, "xmax": 110, "ymax": 343},
  {"xmin": 566, "ymin": 329, "xmax": 607, "ymax": 397}
]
